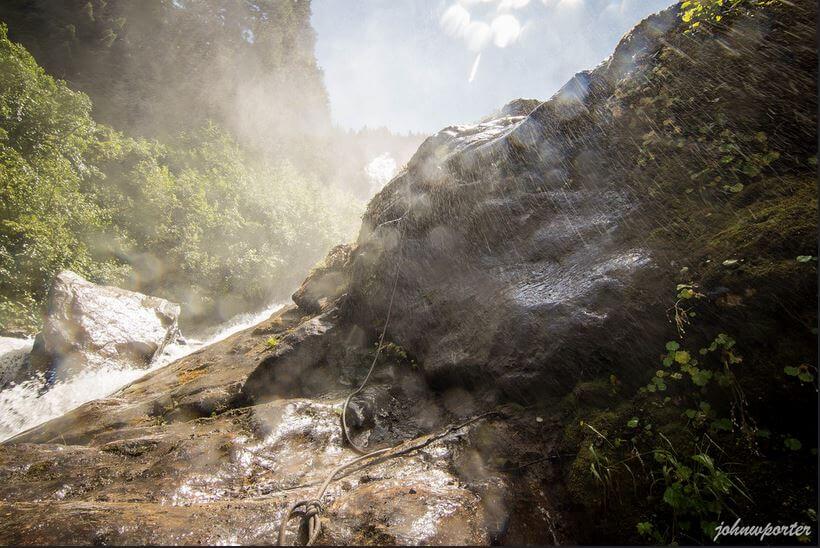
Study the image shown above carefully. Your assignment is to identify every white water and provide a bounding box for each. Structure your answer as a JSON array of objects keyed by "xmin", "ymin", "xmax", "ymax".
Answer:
[{"xmin": 0, "ymin": 302, "xmax": 285, "ymax": 442}]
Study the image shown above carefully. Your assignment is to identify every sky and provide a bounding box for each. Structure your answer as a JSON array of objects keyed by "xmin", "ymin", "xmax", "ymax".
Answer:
[{"xmin": 311, "ymin": 0, "xmax": 674, "ymax": 134}]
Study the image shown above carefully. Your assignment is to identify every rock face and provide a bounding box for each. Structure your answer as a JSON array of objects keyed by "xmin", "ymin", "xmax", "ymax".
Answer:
[
  {"xmin": 29, "ymin": 271, "xmax": 180, "ymax": 381},
  {"xmin": 0, "ymin": 0, "xmax": 816, "ymax": 545},
  {"xmin": 291, "ymin": 244, "xmax": 354, "ymax": 315}
]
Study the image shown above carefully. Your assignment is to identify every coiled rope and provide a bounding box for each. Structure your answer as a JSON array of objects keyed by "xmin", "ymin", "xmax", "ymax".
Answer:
[
  {"xmin": 276, "ymin": 412, "xmax": 501, "ymax": 545},
  {"xmin": 275, "ymin": 210, "xmax": 504, "ymax": 546},
  {"xmin": 277, "ymin": 221, "xmax": 405, "ymax": 545}
]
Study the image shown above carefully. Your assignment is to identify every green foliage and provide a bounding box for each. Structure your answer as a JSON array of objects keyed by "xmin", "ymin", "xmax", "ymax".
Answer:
[
  {"xmin": 783, "ymin": 437, "xmax": 802, "ymax": 451},
  {"xmin": 680, "ymin": 0, "xmax": 776, "ymax": 31},
  {"xmin": 563, "ymin": 0, "xmax": 817, "ymax": 542},
  {"xmin": 654, "ymin": 442, "xmax": 750, "ymax": 537},
  {"xmin": 377, "ymin": 341, "xmax": 417, "ymax": 369},
  {"xmin": 0, "ymin": 23, "xmax": 121, "ymax": 331},
  {"xmin": 0, "ymin": 0, "xmax": 331, "ymax": 159},
  {"xmin": 265, "ymin": 336, "xmax": 279, "ymax": 350},
  {"xmin": 783, "ymin": 364, "xmax": 816, "ymax": 383},
  {"xmin": 0, "ymin": 25, "xmax": 361, "ymax": 332},
  {"xmin": 579, "ymin": 411, "xmax": 750, "ymax": 544}
]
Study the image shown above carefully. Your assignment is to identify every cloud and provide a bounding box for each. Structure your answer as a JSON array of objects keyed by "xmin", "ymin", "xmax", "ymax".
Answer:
[
  {"xmin": 497, "ymin": 0, "xmax": 531, "ymax": 11},
  {"xmin": 542, "ymin": 0, "xmax": 585, "ymax": 9},
  {"xmin": 441, "ymin": 4, "xmax": 472, "ymax": 37},
  {"xmin": 464, "ymin": 21, "xmax": 492, "ymax": 51},
  {"xmin": 458, "ymin": 0, "xmax": 497, "ymax": 6},
  {"xmin": 441, "ymin": 1, "xmax": 523, "ymax": 51},
  {"xmin": 490, "ymin": 14, "xmax": 521, "ymax": 47}
]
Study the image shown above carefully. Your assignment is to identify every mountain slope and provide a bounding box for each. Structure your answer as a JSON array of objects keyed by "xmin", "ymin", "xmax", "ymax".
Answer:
[{"xmin": 1, "ymin": 0, "xmax": 816, "ymax": 544}]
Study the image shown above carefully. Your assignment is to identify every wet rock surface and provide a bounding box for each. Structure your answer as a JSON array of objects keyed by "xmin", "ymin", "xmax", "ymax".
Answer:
[
  {"xmin": 0, "ymin": 0, "xmax": 815, "ymax": 544},
  {"xmin": 28, "ymin": 271, "xmax": 181, "ymax": 381},
  {"xmin": 0, "ymin": 337, "xmax": 32, "ymax": 388},
  {"xmin": 0, "ymin": 304, "xmax": 568, "ymax": 545}
]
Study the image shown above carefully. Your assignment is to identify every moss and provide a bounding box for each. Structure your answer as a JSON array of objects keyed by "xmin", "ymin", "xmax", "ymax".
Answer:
[{"xmin": 176, "ymin": 367, "xmax": 207, "ymax": 385}]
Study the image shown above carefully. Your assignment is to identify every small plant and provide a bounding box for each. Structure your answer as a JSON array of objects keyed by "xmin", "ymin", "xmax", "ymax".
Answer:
[
  {"xmin": 669, "ymin": 283, "xmax": 704, "ymax": 335},
  {"xmin": 266, "ymin": 336, "xmax": 279, "ymax": 349},
  {"xmin": 784, "ymin": 364, "xmax": 816, "ymax": 384},
  {"xmin": 680, "ymin": 0, "xmax": 775, "ymax": 32},
  {"xmin": 652, "ymin": 436, "xmax": 751, "ymax": 540}
]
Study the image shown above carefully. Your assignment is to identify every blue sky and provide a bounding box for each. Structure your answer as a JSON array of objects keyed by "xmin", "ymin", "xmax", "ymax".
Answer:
[{"xmin": 312, "ymin": 0, "xmax": 673, "ymax": 134}]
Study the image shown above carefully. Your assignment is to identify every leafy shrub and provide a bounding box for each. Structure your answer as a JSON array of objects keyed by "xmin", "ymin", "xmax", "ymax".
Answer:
[{"xmin": 0, "ymin": 24, "xmax": 361, "ymax": 333}]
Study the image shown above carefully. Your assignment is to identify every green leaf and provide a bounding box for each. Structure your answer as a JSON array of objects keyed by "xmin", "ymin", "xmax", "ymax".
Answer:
[
  {"xmin": 798, "ymin": 371, "xmax": 814, "ymax": 383},
  {"xmin": 675, "ymin": 465, "xmax": 692, "ymax": 481},
  {"xmin": 796, "ymin": 255, "xmax": 815, "ymax": 263},
  {"xmin": 691, "ymin": 369, "xmax": 712, "ymax": 386},
  {"xmin": 741, "ymin": 162, "xmax": 761, "ymax": 177},
  {"xmin": 784, "ymin": 366, "xmax": 800, "ymax": 376},
  {"xmin": 674, "ymin": 351, "xmax": 691, "ymax": 365},
  {"xmin": 665, "ymin": 341, "xmax": 680, "ymax": 352},
  {"xmin": 710, "ymin": 418, "xmax": 732, "ymax": 432},
  {"xmin": 784, "ymin": 437, "xmax": 802, "ymax": 451},
  {"xmin": 636, "ymin": 522, "xmax": 654, "ymax": 537},
  {"xmin": 727, "ymin": 182, "xmax": 744, "ymax": 193},
  {"xmin": 692, "ymin": 453, "xmax": 714, "ymax": 470},
  {"xmin": 678, "ymin": 288, "xmax": 695, "ymax": 299},
  {"xmin": 627, "ymin": 417, "xmax": 639, "ymax": 428},
  {"xmin": 663, "ymin": 484, "xmax": 686, "ymax": 510}
]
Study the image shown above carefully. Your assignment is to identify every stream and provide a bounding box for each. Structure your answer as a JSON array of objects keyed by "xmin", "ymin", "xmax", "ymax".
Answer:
[{"xmin": 0, "ymin": 302, "xmax": 285, "ymax": 442}]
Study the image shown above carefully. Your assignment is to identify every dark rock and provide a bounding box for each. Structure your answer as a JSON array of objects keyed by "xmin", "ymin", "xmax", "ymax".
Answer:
[
  {"xmin": 0, "ymin": 0, "xmax": 815, "ymax": 544},
  {"xmin": 292, "ymin": 244, "xmax": 354, "ymax": 314}
]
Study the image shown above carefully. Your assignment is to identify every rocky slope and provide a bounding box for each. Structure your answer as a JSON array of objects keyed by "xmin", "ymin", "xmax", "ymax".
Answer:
[{"xmin": 0, "ymin": 0, "xmax": 816, "ymax": 544}]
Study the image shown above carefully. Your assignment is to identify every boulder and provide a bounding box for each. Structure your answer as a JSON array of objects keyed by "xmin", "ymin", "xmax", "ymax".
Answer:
[
  {"xmin": 0, "ymin": 0, "xmax": 815, "ymax": 544},
  {"xmin": 29, "ymin": 271, "xmax": 180, "ymax": 381},
  {"xmin": 292, "ymin": 244, "xmax": 354, "ymax": 314}
]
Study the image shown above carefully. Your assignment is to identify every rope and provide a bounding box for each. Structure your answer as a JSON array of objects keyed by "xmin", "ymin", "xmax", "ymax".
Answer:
[
  {"xmin": 340, "ymin": 238, "xmax": 404, "ymax": 455},
  {"xmin": 276, "ymin": 411, "xmax": 501, "ymax": 546},
  {"xmin": 277, "ymin": 221, "xmax": 406, "ymax": 545},
  {"xmin": 276, "ymin": 211, "xmax": 503, "ymax": 545},
  {"xmin": 276, "ymin": 447, "xmax": 391, "ymax": 546}
]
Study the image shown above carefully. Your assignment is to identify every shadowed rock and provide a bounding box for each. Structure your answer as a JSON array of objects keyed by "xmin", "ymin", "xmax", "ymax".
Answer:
[{"xmin": 0, "ymin": 0, "xmax": 815, "ymax": 544}]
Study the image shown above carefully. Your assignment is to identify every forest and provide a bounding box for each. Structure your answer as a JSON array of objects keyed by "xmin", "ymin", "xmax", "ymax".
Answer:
[
  {"xmin": 0, "ymin": 0, "xmax": 421, "ymax": 333},
  {"xmin": 0, "ymin": 0, "xmax": 816, "ymax": 546}
]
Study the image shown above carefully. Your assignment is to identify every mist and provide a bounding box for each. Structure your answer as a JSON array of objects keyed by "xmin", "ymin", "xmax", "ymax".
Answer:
[{"xmin": 0, "ymin": 0, "xmax": 815, "ymax": 545}]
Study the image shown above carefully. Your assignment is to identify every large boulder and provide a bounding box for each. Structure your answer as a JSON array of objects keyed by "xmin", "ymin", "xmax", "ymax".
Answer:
[{"xmin": 29, "ymin": 271, "xmax": 180, "ymax": 381}]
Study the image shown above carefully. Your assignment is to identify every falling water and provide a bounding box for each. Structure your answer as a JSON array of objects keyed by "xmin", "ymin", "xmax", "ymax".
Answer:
[{"xmin": 0, "ymin": 302, "xmax": 285, "ymax": 442}]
